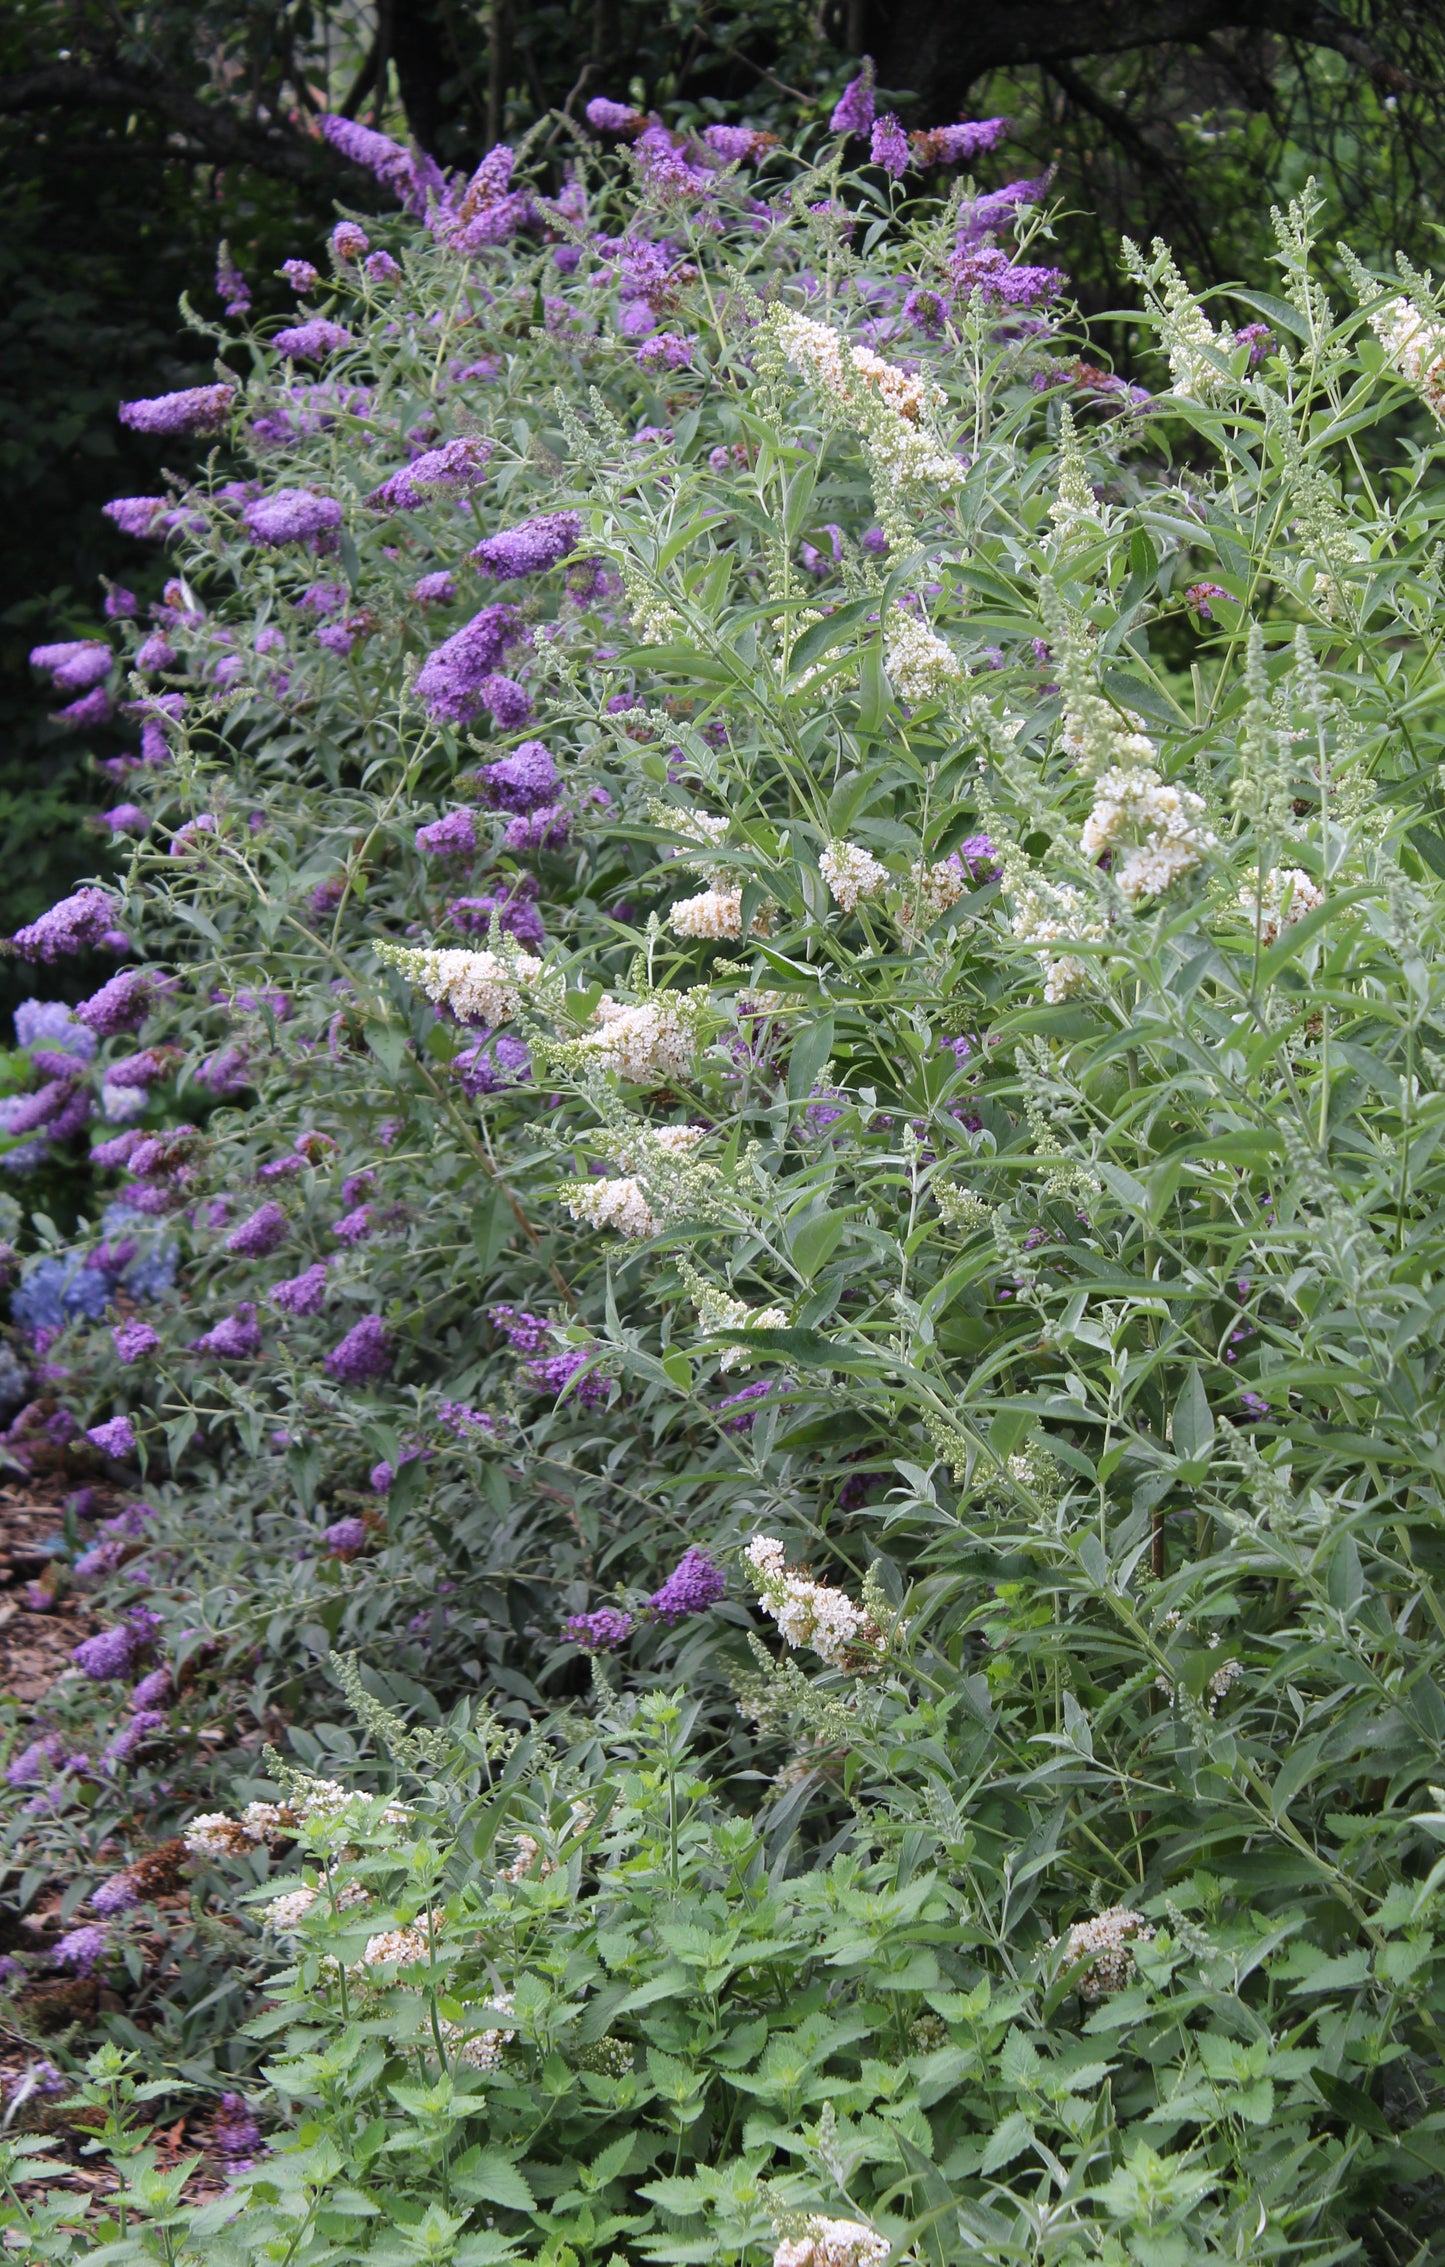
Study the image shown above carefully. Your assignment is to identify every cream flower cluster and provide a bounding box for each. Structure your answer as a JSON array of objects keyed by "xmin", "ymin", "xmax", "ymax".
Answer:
[
  {"xmin": 820, "ymin": 840, "xmax": 889, "ymax": 913},
  {"xmin": 671, "ymin": 887, "xmax": 752, "ymax": 939},
  {"xmin": 745, "ymin": 1536, "xmax": 885, "ymax": 1672},
  {"xmin": 1080, "ymin": 766, "xmax": 1217, "ymax": 902},
  {"xmin": 885, "ymin": 610, "xmax": 963, "ymax": 704},
  {"xmin": 774, "ymin": 2217, "xmax": 890, "ymax": 2267},
  {"xmin": 583, "ymin": 994, "xmax": 698, "ymax": 1084},
  {"xmin": 565, "ymin": 1175, "xmax": 659, "ymax": 1239},
  {"xmin": 901, "ymin": 855, "xmax": 965, "ymax": 929},
  {"xmin": 498, "ymin": 1799, "xmax": 593, "ymax": 1881},
  {"xmin": 265, "ymin": 1878, "xmax": 370, "ymax": 1932},
  {"xmin": 380, "ymin": 943, "xmax": 542, "ymax": 1028},
  {"xmin": 1370, "ymin": 297, "xmax": 1445, "ymax": 422},
  {"xmin": 1239, "ymin": 866, "xmax": 1323, "ymax": 942},
  {"xmin": 1052, "ymin": 1906, "xmax": 1155, "ymax": 2002},
  {"xmin": 359, "ymin": 1909, "xmax": 445, "ymax": 1970},
  {"xmin": 685, "ymin": 1271, "xmax": 788, "ymax": 1370},
  {"xmin": 772, "ymin": 308, "xmax": 958, "ymax": 484},
  {"xmin": 441, "ymin": 1993, "xmax": 515, "ymax": 2071},
  {"xmin": 183, "ymin": 1782, "xmax": 410, "ymax": 1859},
  {"xmin": 1011, "ymin": 881, "xmax": 1107, "ymax": 1003}
]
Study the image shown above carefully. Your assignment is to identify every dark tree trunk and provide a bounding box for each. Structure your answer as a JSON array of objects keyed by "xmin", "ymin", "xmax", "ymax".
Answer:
[
  {"xmin": 864, "ymin": 0, "xmax": 1391, "ymax": 118},
  {"xmin": 385, "ymin": 0, "xmax": 454, "ymax": 150}
]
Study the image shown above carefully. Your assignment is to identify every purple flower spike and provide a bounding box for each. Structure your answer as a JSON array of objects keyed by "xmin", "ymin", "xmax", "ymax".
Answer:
[
  {"xmin": 830, "ymin": 65, "xmax": 876, "ymax": 136},
  {"xmin": 323, "ymin": 1515, "xmax": 369, "ymax": 1559},
  {"xmin": 271, "ymin": 320, "xmax": 353, "ymax": 362},
  {"xmin": 91, "ymin": 1872, "xmax": 140, "ymax": 1915},
  {"xmin": 637, "ymin": 332, "xmax": 696, "ymax": 372},
  {"xmin": 324, "ymin": 1315, "xmax": 394, "ymax": 1384},
  {"xmin": 72, "ymin": 1625, "xmax": 135, "ymax": 1679},
  {"xmin": 226, "ymin": 1202, "xmax": 290, "ymax": 1258},
  {"xmin": 12, "ymin": 887, "xmax": 125, "ymax": 964},
  {"xmin": 870, "ymin": 115, "xmax": 910, "ymax": 178},
  {"xmin": 118, "ymin": 385, "xmax": 235, "ymax": 436},
  {"xmin": 244, "ymin": 489, "xmax": 344, "ymax": 548},
  {"xmin": 75, "ymin": 970, "xmax": 162, "ymax": 1035},
  {"xmin": 475, "ymin": 740, "xmax": 558, "ymax": 814},
  {"xmin": 271, "ymin": 1261, "xmax": 329, "ymax": 1316},
  {"xmin": 586, "ymin": 97, "xmax": 645, "ymax": 135},
  {"xmin": 416, "ymin": 809, "xmax": 478, "ymax": 859},
  {"xmin": 191, "ymin": 1305, "xmax": 263, "ymax": 1360},
  {"xmin": 53, "ymin": 1924, "xmax": 107, "ymax": 1972},
  {"xmin": 562, "ymin": 1605, "xmax": 633, "ymax": 1652},
  {"xmin": 103, "ymin": 496, "xmax": 167, "ymax": 539},
  {"xmin": 470, "ymin": 512, "xmax": 582, "ymax": 581},
  {"xmin": 112, "ymin": 1319, "xmax": 160, "ymax": 1363},
  {"xmin": 649, "ymin": 1546, "xmax": 725, "ymax": 1625},
  {"xmin": 86, "ymin": 1415, "xmax": 137, "ymax": 1460},
  {"xmin": 415, "ymin": 605, "xmax": 528, "ymax": 725}
]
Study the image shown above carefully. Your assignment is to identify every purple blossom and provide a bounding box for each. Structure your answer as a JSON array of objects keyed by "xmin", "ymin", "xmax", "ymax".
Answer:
[
  {"xmin": 331, "ymin": 1204, "xmax": 372, "ymax": 1244},
  {"xmin": 950, "ymin": 246, "xmax": 1065, "ymax": 306},
  {"xmin": 1185, "ymin": 582, "xmax": 1229, "ymax": 620},
  {"xmin": 271, "ymin": 1261, "xmax": 329, "ymax": 1316},
  {"xmin": 118, "ymin": 384, "xmax": 235, "ymax": 436},
  {"xmin": 437, "ymin": 1400, "xmax": 495, "ymax": 1440},
  {"xmin": 367, "ymin": 435, "xmax": 493, "ymax": 512},
  {"xmin": 478, "ymin": 674, "xmax": 532, "ymax": 729},
  {"xmin": 91, "ymin": 1129, "xmax": 144, "ymax": 1168},
  {"xmin": 76, "ymin": 970, "xmax": 161, "ymax": 1035},
  {"xmin": 714, "ymin": 1380, "xmax": 776, "ymax": 1432},
  {"xmin": 452, "ymin": 1032, "xmax": 532, "ymax": 1093},
  {"xmin": 105, "ymin": 588, "xmax": 139, "ymax": 618},
  {"xmin": 112, "ymin": 1319, "xmax": 160, "ymax": 1363},
  {"xmin": 447, "ymin": 892, "xmax": 545, "ymax": 948},
  {"xmin": 53, "ymin": 686, "xmax": 113, "ymax": 729},
  {"xmin": 92, "ymin": 1873, "xmax": 140, "ymax": 1915},
  {"xmin": 320, "ymin": 115, "xmax": 445, "ymax": 217},
  {"xmin": 130, "ymin": 1666, "xmax": 172, "ymax": 1708},
  {"xmin": 903, "ymin": 287, "xmax": 948, "ymax": 337},
  {"xmin": 523, "ymin": 1347, "xmax": 607, "ymax": 1405},
  {"xmin": 72, "ymin": 1625, "xmax": 136, "ymax": 1679},
  {"xmin": 471, "ymin": 512, "xmax": 582, "ymax": 580},
  {"xmin": 53, "ymin": 1925, "xmax": 107, "ymax": 1973},
  {"xmin": 86, "ymin": 1414, "xmax": 137, "ymax": 1459},
  {"xmin": 103, "ymin": 1046, "xmax": 171, "ymax": 1091},
  {"xmin": 213, "ymin": 2095, "xmax": 263, "ymax": 2163},
  {"xmin": 6, "ymin": 1734, "xmax": 63, "ymax": 1786},
  {"xmin": 504, "ymin": 805, "xmax": 569, "ymax": 853},
  {"xmin": 586, "ymin": 97, "xmax": 645, "ymax": 134},
  {"xmin": 103, "ymin": 496, "xmax": 166, "ymax": 539},
  {"xmin": 562, "ymin": 1606, "xmax": 633, "ymax": 1652},
  {"xmin": 331, "ymin": 221, "xmax": 371, "ymax": 261},
  {"xmin": 870, "ymin": 115, "xmax": 910, "ymax": 178},
  {"xmin": 365, "ymin": 249, "xmax": 401, "ymax": 282},
  {"xmin": 1237, "ymin": 1390, "xmax": 1271, "ymax": 1420},
  {"xmin": 830, "ymin": 67, "xmax": 876, "ymax": 135},
  {"xmin": 703, "ymin": 125, "xmax": 773, "ymax": 162},
  {"xmin": 632, "ymin": 124, "xmax": 712, "ymax": 193},
  {"xmin": 271, "ymin": 319, "xmax": 354, "ymax": 362},
  {"xmin": 316, "ymin": 621, "xmax": 359, "ymax": 656},
  {"xmin": 104, "ymin": 1710, "xmax": 167, "ymax": 1767},
  {"xmin": 957, "ymin": 833, "xmax": 1001, "ymax": 882},
  {"xmin": 914, "ymin": 119, "xmax": 1010, "ymax": 167},
  {"xmin": 101, "ymin": 806, "xmax": 149, "ymax": 846},
  {"xmin": 282, "ymin": 259, "xmax": 319, "ymax": 293},
  {"xmin": 226, "ymin": 1202, "xmax": 290, "ymax": 1258},
  {"xmin": 956, "ymin": 175, "xmax": 1052, "ymax": 246},
  {"xmin": 216, "ymin": 243, "xmax": 250, "ymax": 316},
  {"xmin": 190, "ymin": 1305, "xmax": 262, "ymax": 1359},
  {"xmin": 30, "ymin": 639, "xmax": 112, "ymax": 692},
  {"xmin": 244, "ymin": 489, "xmax": 344, "ymax": 547},
  {"xmin": 415, "ymin": 605, "xmax": 528, "ymax": 724},
  {"xmin": 637, "ymin": 331, "xmax": 696, "ymax": 372},
  {"xmin": 649, "ymin": 1546, "xmax": 725, "ymax": 1624},
  {"xmin": 169, "ymin": 814, "xmax": 217, "ymax": 855},
  {"xmin": 474, "ymin": 740, "xmax": 558, "ymax": 814},
  {"xmin": 294, "ymin": 580, "xmax": 347, "ymax": 615},
  {"xmin": 324, "ymin": 1314, "xmax": 394, "ymax": 1383},
  {"xmin": 416, "ymin": 809, "xmax": 478, "ymax": 859},
  {"xmin": 490, "ymin": 1304, "xmax": 551, "ymax": 1353},
  {"xmin": 1233, "ymin": 322, "xmax": 1274, "ymax": 369},
  {"xmin": 322, "ymin": 1515, "xmax": 369, "ymax": 1559},
  {"xmin": 414, "ymin": 570, "xmax": 456, "ymax": 605}
]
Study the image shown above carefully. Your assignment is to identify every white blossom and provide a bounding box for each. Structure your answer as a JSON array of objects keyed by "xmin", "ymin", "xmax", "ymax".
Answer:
[
  {"xmin": 772, "ymin": 308, "xmax": 959, "ymax": 484},
  {"xmin": 1238, "ymin": 866, "xmax": 1323, "ymax": 942},
  {"xmin": 379, "ymin": 943, "xmax": 542, "ymax": 1027},
  {"xmin": 1011, "ymin": 881, "xmax": 1107, "ymax": 1002},
  {"xmin": 440, "ymin": 1992, "xmax": 515, "ymax": 2071},
  {"xmin": 1369, "ymin": 297, "xmax": 1445, "ymax": 422},
  {"xmin": 884, "ymin": 610, "xmax": 963, "ymax": 704},
  {"xmin": 1051, "ymin": 1905, "xmax": 1154, "ymax": 2001},
  {"xmin": 820, "ymin": 840, "xmax": 888, "ymax": 913},
  {"xmin": 774, "ymin": 2217, "xmax": 890, "ymax": 2267},
  {"xmin": 671, "ymin": 887, "xmax": 751, "ymax": 939},
  {"xmin": 584, "ymin": 995, "xmax": 698, "ymax": 1084},
  {"xmin": 744, "ymin": 1534, "xmax": 885, "ymax": 1672},
  {"xmin": 565, "ymin": 1175, "xmax": 660, "ymax": 1239},
  {"xmin": 1080, "ymin": 766, "xmax": 1217, "ymax": 902}
]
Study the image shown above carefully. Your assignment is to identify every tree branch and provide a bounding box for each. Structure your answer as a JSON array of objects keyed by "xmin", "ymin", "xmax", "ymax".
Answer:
[{"xmin": 0, "ymin": 59, "xmax": 355, "ymax": 188}]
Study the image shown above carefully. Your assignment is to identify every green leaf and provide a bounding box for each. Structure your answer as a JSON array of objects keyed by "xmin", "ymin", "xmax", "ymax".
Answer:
[
  {"xmin": 452, "ymin": 2146, "xmax": 537, "ymax": 2214},
  {"xmin": 788, "ymin": 1206, "xmax": 846, "ymax": 1279},
  {"xmin": 789, "ymin": 599, "xmax": 876, "ymax": 680},
  {"xmin": 1310, "ymin": 2067, "xmax": 1392, "ymax": 2138},
  {"xmin": 981, "ymin": 2109, "xmax": 1035, "ymax": 2174},
  {"xmin": 713, "ymin": 1326, "xmax": 880, "ymax": 1373},
  {"xmin": 786, "ymin": 1013, "xmax": 835, "ymax": 1103},
  {"xmin": 1171, "ymin": 1365, "xmax": 1214, "ymax": 1463}
]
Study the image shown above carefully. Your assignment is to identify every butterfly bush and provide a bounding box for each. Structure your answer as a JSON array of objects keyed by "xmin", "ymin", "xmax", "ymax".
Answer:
[{"xmin": 7, "ymin": 92, "xmax": 1445, "ymax": 2263}]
